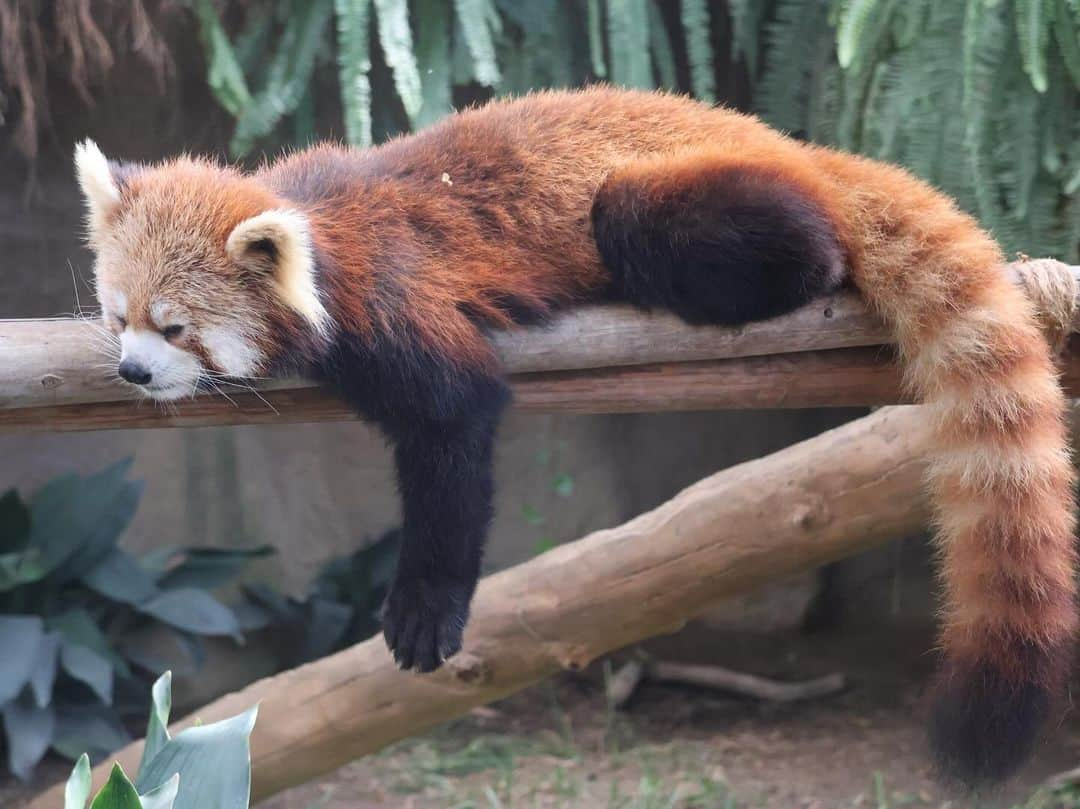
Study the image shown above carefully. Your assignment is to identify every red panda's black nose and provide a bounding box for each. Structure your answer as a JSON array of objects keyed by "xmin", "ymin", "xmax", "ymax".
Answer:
[{"xmin": 118, "ymin": 360, "xmax": 152, "ymax": 386}]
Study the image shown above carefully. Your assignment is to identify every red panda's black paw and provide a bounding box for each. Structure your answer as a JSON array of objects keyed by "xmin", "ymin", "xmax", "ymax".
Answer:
[{"xmin": 381, "ymin": 577, "xmax": 471, "ymax": 673}]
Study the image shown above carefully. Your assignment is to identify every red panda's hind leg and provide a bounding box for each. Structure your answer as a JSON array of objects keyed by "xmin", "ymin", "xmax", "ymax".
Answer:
[{"xmin": 591, "ymin": 151, "xmax": 846, "ymax": 325}]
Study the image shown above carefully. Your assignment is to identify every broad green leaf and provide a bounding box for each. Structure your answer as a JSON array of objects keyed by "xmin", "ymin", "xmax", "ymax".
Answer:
[
  {"xmin": 65, "ymin": 754, "xmax": 93, "ymax": 809},
  {"xmin": 139, "ymin": 672, "xmax": 173, "ymax": 778},
  {"xmin": 33, "ymin": 459, "xmax": 143, "ymax": 585},
  {"xmin": 49, "ymin": 609, "xmax": 130, "ymax": 677},
  {"xmin": 61, "ymin": 642, "xmax": 115, "ymax": 705},
  {"xmin": 52, "ymin": 706, "xmax": 132, "ymax": 762},
  {"xmin": 300, "ymin": 597, "xmax": 352, "ymax": 662},
  {"xmin": 0, "ymin": 489, "xmax": 30, "ymax": 553},
  {"xmin": 193, "ymin": 0, "xmax": 253, "ymax": 116},
  {"xmin": 140, "ymin": 774, "xmax": 180, "ymax": 809},
  {"xmin": 2, "ymin": 699, "xmax": 56, "ymax": 780},
  {"xmin": 122, "ymin": 626, "xmax": 207, "ymax": 678},
  {"xmin": 335, "ymin": 0, "xmax": 374, "ymax": 146},
  {"xmin": 0, "ymin": 615, "xmax": 44, "ymax": 703},
  {"xmin": 29, "ymin": 631, "xmax": 61, "ymax": 708},
  {"xmin": 83, "ymin": 548, "xmax": 160, "ymax": 605},
  {"xmin": 90, "ymin": 763, "xmax": 142, "ymax": 809},
  {"xmin": 374, "ymin": 0, "xmax": 424, "ymax": 122},
  {"xmin": 0, "ymin": 548, "xmax": 46, "ymax": 591},
  {"xmin": 138, "ymin": 589, "xmax": 241, "ymax": 638},
  {"xmin": 156, "ymin": 546, "xmax": 273, "ymax": 592},
  {"xmin": 136, "ymin": 706, "xmax": 258, "ymax": 809}
]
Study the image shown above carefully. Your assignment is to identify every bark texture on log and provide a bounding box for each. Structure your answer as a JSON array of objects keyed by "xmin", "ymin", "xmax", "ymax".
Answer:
[
  {"xmin": 28, "ymin": 405, "xmax": 934, "ymax": 806},
  {"xmin": 1, "ymin": 261, "xmax": 1075, "ymax": 431}
]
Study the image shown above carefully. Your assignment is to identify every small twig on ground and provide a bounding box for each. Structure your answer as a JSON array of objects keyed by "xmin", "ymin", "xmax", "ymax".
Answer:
[{"xmin": 606, "ymin": 656, "xmax": 847, "ymax": 708}]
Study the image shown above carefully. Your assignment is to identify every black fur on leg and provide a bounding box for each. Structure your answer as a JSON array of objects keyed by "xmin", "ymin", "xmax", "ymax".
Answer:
[
  {"xmin": 591, "ymin": 160, "xmax": 846, "ymax": 325},
  {"xmin": 316, "ymin": 327, "xmax": 509, "ymax": 672}
]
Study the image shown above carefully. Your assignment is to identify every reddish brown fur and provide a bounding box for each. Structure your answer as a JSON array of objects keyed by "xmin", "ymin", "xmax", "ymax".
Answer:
[{"xmin": 98, "ymin": 88, "xmax": 1076, "ymax": 782}]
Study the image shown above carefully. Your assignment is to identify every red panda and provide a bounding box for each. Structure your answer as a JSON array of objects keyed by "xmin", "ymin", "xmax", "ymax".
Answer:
[{"xmin": 74, "ymin": 87, "xmax": 1076, "ymax": 786}]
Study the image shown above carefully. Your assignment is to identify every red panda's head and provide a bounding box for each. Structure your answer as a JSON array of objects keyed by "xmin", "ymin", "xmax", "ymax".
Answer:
[{"xmin": 74, "ymin": 140, "xmax": 329, "ymax": 400}]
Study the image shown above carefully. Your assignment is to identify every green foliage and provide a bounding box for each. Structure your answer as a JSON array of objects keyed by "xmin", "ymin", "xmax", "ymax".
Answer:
[
  {"xmin": 192, "ymin": 0, "xmax": 724, "ymax": 154},
  {"xmin": 63, "ymin": 672, "xmax": 256, "ymax": 809},
  {"xmin": 756, "ymin": 0, "xmax": 1080, "ymax": 261},
  {"xmin": 0, "ymin": 461, "xmax": 269, "ymax": 780},
  {"xmin": 243, "ymin": 528, "xmax": 401, "ymax": 666},
  {"xmin": 192, "ymin": 0, "xmax": 1080, "ymax": 260}
]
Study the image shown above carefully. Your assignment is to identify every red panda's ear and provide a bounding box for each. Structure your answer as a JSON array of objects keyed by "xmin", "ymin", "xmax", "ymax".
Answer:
[
  {"xmin": 74, "ymin": 140, "xmax": 121, "ymax": 242},
  {"xmin": 226, "ymin": 209, "xmax": 329, "ymax": 334}
]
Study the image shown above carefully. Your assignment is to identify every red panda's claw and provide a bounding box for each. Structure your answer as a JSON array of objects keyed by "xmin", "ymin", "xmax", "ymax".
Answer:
[{"xmin": 381, "ymin": 577, "xmax": 470, "ymax": 673}]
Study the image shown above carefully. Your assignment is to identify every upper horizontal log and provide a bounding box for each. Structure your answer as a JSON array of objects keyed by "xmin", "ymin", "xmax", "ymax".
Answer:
[{"xmin": 1, "ymin": 261, "xmax": 1076, "ymax": 430}]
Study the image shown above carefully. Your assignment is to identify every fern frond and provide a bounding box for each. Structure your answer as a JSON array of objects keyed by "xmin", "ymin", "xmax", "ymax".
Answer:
[
  {"xmin": 413, "ymin": 0, "xmax": 453, "ymax": 126},
  {"xmin": 728, "ymin": 0, "xmax": 765, "ymax": 82},
  {"xmin": 373, "ymin": 0, "xmax": 423, "ymax": 123},
  {"xmin": 1016, "ymin": 0, "xmax": 1053, "ymax": 92},
  {"xmin": 1055, "ymin": 0, "xmax": 1080, "ymax": 87},
  {"xmin": 587, "ymin": 0, "xmax": 608, "ymax": 77},
  {"xmin": 650, "ymin": 2, "xmax": 677, "ymax": 90},
  {"xmin": 962, "ymin": 0, "xmax": 1010, "ymax": 227},
  {"xmin": 606, "ymin": 0, "xmax": 652, "ymax": 88},
  {"xmin": 759, "ymin": 0, "xmax": 833, "ymax": 133},
  {"xmin": 231, "ymin": 0, "xmax": 334, "ymax": 156},
  {"xmin": 680, "ymin": 0, "xmax": 715, "ymax": 101},
  {"xmin": 334, "ymin": 0, "xmax": 373, "ymax": 147},
  {"xmin": 454, "ymin": 0, "xmax": 502, "ymax": 86},
  {"xmin": 193, "ymin": 0, "xmax": 252, "ymax": 117}
]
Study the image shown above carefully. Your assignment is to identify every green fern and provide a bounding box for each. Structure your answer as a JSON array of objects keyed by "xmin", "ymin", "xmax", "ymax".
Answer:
[
  {"xmin": 374, "ymin": 0, "xmax": 424, "ymax": 123},
  {"xmin": 587, "ymin": 0, "xmax": 608, "ymax": 77},
  {"xmin": 454, "ymin": 0, "xmax": 502, "ymax": 86},
  {"xmin": 413, "ymin": 0, "xmax": 453, "ymax": 126},
  {"xmin": 606, "ymin": 0, "xmax": 652, "ymax": 88},
  {"xmin": 187, "ymin": 0, "xmax": 1078, "ymax": 260},
  {"xmin": 650, "ymin": 2, "xmax": 678, "ymax": 90},
  {"xmin": 230, "ymin": 0, "xmax": 334, "ymax": 156},
  {"xmin": 1055, "ymin": 0, "xmax": 1080, "ymax": 87},
  {"xmin": 193, "ymin": 0, "xmax": 252, "ymax": 117},
  {"xmin": 681, "ymin": 0, "xmax": 716, "ymax": 101},
  {"xmin": 335, "ymin": 0, "xmax": 373, "ymax": 146},
  {"xmin": 1016, "ymin": 0, "xmax": 1053, "ymax": 92}
]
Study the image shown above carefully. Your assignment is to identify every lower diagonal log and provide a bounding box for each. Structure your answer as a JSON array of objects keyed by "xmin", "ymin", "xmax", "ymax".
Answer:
[{"xmin": 29, "ymin": 405, "xmax": 935, "ymax": 806}]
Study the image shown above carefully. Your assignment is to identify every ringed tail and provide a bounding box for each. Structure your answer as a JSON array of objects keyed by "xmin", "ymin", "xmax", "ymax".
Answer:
[{"xmin": 817, "ymin": 149, "xmax": 1078, "ymax": 785}]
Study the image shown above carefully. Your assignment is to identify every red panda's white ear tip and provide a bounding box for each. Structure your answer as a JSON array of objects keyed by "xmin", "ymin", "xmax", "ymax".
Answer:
[
  {"xmin": 74, "ymin": 138, "xmax": 120, "ymax": 215},
  {"xmin": 227, "ymin": 209, "xmax": 330, "ymax": 335}
]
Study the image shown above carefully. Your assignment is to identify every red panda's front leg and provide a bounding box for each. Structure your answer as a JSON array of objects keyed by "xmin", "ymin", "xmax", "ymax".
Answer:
[{"xmin": 319, "ymin": 329, "xmax": 510, "ymax": 672}]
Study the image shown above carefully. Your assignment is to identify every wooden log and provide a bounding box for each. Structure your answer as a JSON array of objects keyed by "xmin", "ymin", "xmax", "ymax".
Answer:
[
  {"xmin": 28, "ymin": 404, "xmax": 935, "ymax": 806},
  {"xmin": 7, "ymin": 341, "xmax": 1080, "ymax": 431},
  {"xmin": 1, "ymin": 261, "xmax": 1075, "ymax": 431},
  {"xmin": 0, "ymin": 347, "xmax": 905, "ymax": 431}
]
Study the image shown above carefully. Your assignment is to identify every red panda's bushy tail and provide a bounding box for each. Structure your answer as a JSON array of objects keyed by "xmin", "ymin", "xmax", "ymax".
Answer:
[{"xmin": 816, "ymin": 149, "xmax": 1078, "ymax": 785}]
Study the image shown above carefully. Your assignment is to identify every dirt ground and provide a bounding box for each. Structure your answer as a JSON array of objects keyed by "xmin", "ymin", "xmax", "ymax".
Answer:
[{"xmin": 8, "ymin": 622, "xmax": 1080, "ymax": 808}]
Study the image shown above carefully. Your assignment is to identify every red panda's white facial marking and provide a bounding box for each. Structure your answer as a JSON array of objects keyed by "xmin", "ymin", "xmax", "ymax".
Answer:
[
  {"xmin": 118, "ymin": 328, "xmax": 202, "ymax": 400},
  {"xmin": 201, "ymin": 326, "xmax": 263, "ymax": 378},
  {"xmin": 75, "ymin": 140, "xmax": 332, "ymax": 401}
]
